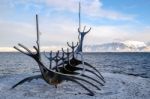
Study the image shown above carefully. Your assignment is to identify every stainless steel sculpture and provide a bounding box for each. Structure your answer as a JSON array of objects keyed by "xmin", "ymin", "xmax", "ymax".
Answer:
[{"xmin": 12, "ymin": 3, "xmax": 105, "ymax": 96}]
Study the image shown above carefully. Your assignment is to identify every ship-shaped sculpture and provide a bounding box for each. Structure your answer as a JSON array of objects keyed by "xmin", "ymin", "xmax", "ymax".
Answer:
[{"xmin": 12, "ymin": 3, "xmax": 105, "ymax": 96}]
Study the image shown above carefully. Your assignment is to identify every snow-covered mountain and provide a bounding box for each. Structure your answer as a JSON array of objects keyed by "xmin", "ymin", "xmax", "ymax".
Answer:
[
  {"xmin": 84, "ymin": 41, "xmax": 150, "ymax": 52},
  {"xmin": 122, "ymin": 41, "xmax": 146, "ymax": 48}
]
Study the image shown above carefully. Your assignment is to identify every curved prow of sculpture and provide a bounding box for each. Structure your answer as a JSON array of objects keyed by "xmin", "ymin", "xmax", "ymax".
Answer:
[{"xmin": 76, "ymin": 26, "xmax": 91, "ymax": 53}]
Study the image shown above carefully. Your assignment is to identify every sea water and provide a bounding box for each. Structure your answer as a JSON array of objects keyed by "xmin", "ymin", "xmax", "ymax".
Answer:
[{"xmin": 0, "ymin": 52, "xmax": 150, "ymax": 78}]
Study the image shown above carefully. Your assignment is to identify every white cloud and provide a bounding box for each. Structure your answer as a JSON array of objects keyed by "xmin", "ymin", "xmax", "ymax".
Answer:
[
  {"xmin": 85, "ymin": 25, "xmax": 150, "ymax": 45},
  {"xmin": 0, "ymin": 16, "xmax": 149, "ymax": 52},
  {"xmin": 43, "ymin": 0, "xmax": 134, "ymax": 20},
  {"xmin": 0, "ymin": 20, "xmax": 36, "ymax": 47},
  {"xmin": 0, "ymin": 0, "xmax": 135, "ymax": 21},
  {"xmin": 0, "ymin": 47, "xmax": 16, "ymax": 52},
  {"xmin": 0, "ymin": 18, "xmax": 79, "ymax": 48}
]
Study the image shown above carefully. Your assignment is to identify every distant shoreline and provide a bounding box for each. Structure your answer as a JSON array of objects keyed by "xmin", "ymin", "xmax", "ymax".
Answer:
[{"xmin": 0, "ymin": 51, "xmax": 150, "ymax": 53}]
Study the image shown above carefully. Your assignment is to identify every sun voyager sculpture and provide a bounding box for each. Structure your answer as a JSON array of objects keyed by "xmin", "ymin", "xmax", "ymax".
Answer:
[{"xmin": 11, "ymin": 3, "xmax": 105, "ymax": 96}]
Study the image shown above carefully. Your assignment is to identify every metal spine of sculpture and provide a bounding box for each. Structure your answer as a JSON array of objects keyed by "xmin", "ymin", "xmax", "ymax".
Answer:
[{"xmin": 11, "ymin": 3, "xmax": 105, "ymax": 96}]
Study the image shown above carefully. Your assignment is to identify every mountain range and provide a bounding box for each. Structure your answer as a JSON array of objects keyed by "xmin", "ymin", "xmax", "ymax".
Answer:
[{"xmin": 84, "ymin": 40, "xmax": 150, "ymax": 52}]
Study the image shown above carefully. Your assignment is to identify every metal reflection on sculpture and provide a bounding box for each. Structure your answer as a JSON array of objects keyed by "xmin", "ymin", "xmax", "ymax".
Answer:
[{"xmin": 11, "ymin": 3, "xmax": 105, "ymax": 96}]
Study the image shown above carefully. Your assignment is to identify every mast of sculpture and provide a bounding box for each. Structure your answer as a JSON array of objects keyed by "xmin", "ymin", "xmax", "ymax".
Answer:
[
  {"xmin": 79, "ymin": 2, "xmax": 81, "ymax": 31},
  {"xmin": 36, "ymin": 14, "xmax": 41, "ymax": 60}
]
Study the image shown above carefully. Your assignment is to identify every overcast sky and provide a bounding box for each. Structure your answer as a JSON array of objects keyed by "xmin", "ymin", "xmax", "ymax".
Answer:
[{"xmin": 0, "ymin": 0, "xmax": 150, "ymax": 51}]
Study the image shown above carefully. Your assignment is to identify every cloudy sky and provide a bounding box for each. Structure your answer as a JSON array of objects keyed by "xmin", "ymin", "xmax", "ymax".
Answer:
[{"xmin": 0, "ymin": 0, "xmax": 150, "ymax": 51}]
